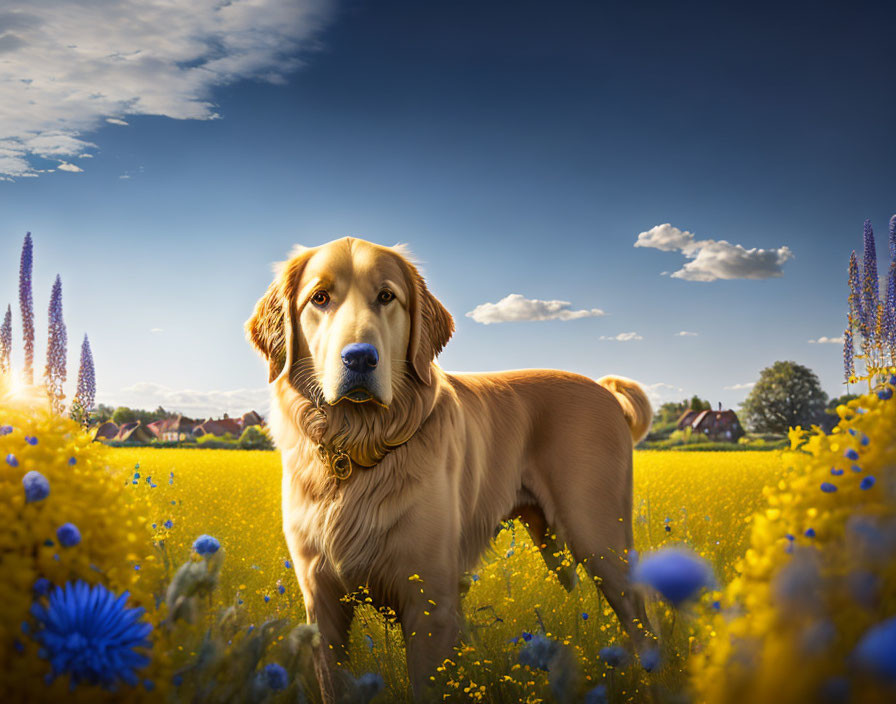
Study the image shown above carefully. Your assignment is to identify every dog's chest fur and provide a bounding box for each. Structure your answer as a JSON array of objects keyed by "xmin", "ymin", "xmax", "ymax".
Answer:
[{"xmin": 281, "ymin": 438, "xmax": 416, "ymax": 587}]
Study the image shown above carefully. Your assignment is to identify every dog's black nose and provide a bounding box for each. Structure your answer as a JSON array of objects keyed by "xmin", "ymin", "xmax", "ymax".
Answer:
[{"xmin": 341, "ymin": 343, "xmax": 379, "ymax": 372}]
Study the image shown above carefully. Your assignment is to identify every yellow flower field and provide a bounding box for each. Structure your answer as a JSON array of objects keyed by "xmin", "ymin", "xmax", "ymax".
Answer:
[
  {"xmin": 3, "ymin": 378, "xmax": 894, "ymax": 703},
  {"xmin": 107, "ymin": 447, "xmax": 783, "ymax": 701}
]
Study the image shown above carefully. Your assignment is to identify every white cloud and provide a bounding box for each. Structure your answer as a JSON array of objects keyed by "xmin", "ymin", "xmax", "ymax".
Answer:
[
  {"xmin": 676, "ymin": 331, "xmax": 698, "ymax": 337},
  {"xmin": 57, "ymin": 162, "xmax": 83, "ymax": 172},
  {"xmin": 724, "ymin": 382, "xmax": 755, "ymax": 390},
  {"xmin": 0, "ymin": 0, "xmax": 334, "ymax": 179},
  {"xmin": 106, "ymin": 118, "xmax": 129, "ymax": 126},
  {"xmin": 149, "ymin": 328, "xmax": 163, "ymax": 333},
  {"xmin": 635, "ymin": 223, "xmax": 793, "ymax": 281},
  {"xmin": 105, "ymin": 381, "xmax": 269, "ymax": 418},
  {"xmin": 599, "ymin": 332, "xmax": 642, "ymax": 341},
  {"xmin": 466, "ymin": 293, "xmax": 606, "ymax": 324},
  {"xmin": 642, "ymin": 381, "xmax": 684, "ymax": 405},
  {"xmin": 808, "ymin": 336, "xmax": 844, "ymax": 344}
]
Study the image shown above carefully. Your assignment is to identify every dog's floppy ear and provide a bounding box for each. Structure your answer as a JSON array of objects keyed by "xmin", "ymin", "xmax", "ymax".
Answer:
[
  {"xmin": 246, "ymin": 248, "xmax": 312, "ymax": 383},
  {"xmin": 404, "ymin": 258, "xmax": 454, "ymax": 385}
]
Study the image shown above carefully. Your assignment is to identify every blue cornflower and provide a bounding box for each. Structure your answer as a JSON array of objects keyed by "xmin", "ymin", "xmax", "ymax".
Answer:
[
  {"xmin": 68, "ymin": 457, "xmax": 76, "ymax": 466},
  {"xmin": 23, "ymin": 470, "xmax": 50, "ymax": 502},
  {"xmin": 164, "ymin": 520, "xmax": 173, "ymax": 529},
  {"xmin": 33, "ymin": 578, "xmax": 52, "ymax": 596},
  {"xmin": 860, "ymin": 476, "xmax": 875, "ymax": 490},
  {"xmin": 599, "ymin": 645, "xmax": 629, "ymax": 667},
  {"xmin": 7, "ymin": 453, "xmax": 19, "ymax": 467},
  {"xmin": 57, "ymin": 523, "xmax": 81, "ymax": 547},
  {"xmin": 831, "ymin": 468, "xmax": 844, "ymax": 475},
  {"xmin": 471, "ymin": 574, "xmax": 480, "ymax": 582},
  {"xmin": 263, "ymin": 663, "xmax": 289, "ymax": 690},
  {"xmin": 278, "ymin": 584, "xmax": 285, "ymax": 595},
  {"xmin": 584, "ymin": 684, "xmax": 608, "ymax": 704},
  {"xmin": 264, "ymin": 595, "xmax": 270, "ymax": 603},
  {"xmin": 133, "ymin": 472, "xmax": 139, "ymax": 479},
  {"xmin": 192, "ymin": 534, "xmax": 220, "ymax": 556},
  {"xmin": 851, "ymin": 464, "xmax": 863, "ymax": 473},
  {"xmin": 820, "ymin": 482, "xmax": 838, "ymax": 493},
  {"xmin": 879, "ymin": 387, "xmax": 894, "ymax": 400},
  {"xmin": 0, "ymin": 425, "xmax": 12, "ymax": 435},
  {"xmin": 25, "ymin": 435, "xmax": 37, "ymax": 445},
  {"xmin": 853, "ymin": 616, "xmax": 896, "ymax": 682},
  {"xmin": 284, "ymin": 559, "xmax": 291, "ymax": 569},
  {"xmin": 632, "ymin": 547, "xmax": 713, "ymax": 605},
  {"xmin": 805, "ymin": 528, "xmax": 816, "ymax": 538},
  {"xmin": 581, "ymin": 612, "xmax": 589, "ymax": 620},
  {"xmin": 845, "ymin": 448, "xmax": 859, "ymax": 461},
  {"xmin": 29, "ymin": 580, "xmax": 152, "ymax": 687},
  {"xmin": 518, "ymin": 633, "xmax": 559, "ymax": 671},
  {"xmin": 355, "ymin": 672, "xmax": 385, "ymax": 703},
  {"xmin": 640, "ymin": 648, "xmax": 661, "ymax": 672}
]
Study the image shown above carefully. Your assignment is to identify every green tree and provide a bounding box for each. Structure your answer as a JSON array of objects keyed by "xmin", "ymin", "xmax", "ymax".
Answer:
[
  {"xmin": 111, "ymin": 406, "xmax": 138, "ymax": 425},
  {"xmin": 689, "ymin": 395, "xmax": 711, "ymax": 411},
  {"xmin": 740, "ymin": 361, "xmax": 828, "ymax": 434}
]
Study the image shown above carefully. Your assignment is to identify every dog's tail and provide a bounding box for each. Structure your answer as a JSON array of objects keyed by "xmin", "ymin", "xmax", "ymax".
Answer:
[{"xmin": 596, "ymin": 375, "xmax": 652, "ymax": 444}]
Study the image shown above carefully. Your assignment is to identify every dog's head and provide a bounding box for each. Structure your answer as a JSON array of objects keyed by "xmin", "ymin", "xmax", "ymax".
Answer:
[{"xmin": 246, "ymin": 237, "xmax": 453, "ymax": 408}]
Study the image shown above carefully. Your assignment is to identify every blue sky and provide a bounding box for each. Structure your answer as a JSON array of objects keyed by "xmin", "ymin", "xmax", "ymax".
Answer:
[{"xmin": 1, "ymin": 0, "xmax": 895, "ymax": 417}]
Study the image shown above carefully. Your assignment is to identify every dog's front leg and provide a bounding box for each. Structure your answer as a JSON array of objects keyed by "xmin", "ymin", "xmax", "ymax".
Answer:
[
  {"xmin": 400, "ymin": 587, "xmax": 461, "ymax": 701},
  {"xmin": 296, "ymin": 560, "xmax": 354, "ymax": 704}
]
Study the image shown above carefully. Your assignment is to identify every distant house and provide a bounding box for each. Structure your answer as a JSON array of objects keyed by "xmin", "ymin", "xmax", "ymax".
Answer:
[
  {"xmin": 114, "ymin": 421, "xmax": 156, "ymax": 444},
  {"xmin": 193, "ymin": 417, "xmax": 243, "ymax": 438},
  {"xmin": 94, "ymin": 421, "xmax": 119, "ymax": 441},
  {"xmin": 146, "ymin": 419, "xmax": 165, "ymax": 439},
  {"xmin": 156, "ymin": 415, "xmax": 198, "ymax": 442},
  {"xmin": 240, "ymin": 410, "xmax": 265, "ymax": 429},
  {"xmin": 676, "ymin": 406, "xmax": 745, "ymax": 442}
]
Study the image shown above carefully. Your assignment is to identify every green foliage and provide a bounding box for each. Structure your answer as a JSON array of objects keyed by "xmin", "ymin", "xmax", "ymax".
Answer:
[
  {"xmin": 238, "ymin": 425, "xmax": 274, "ymax": 451},
  {"xmin": 111, "ymin": 405, "xmax": 179, "ymax": 426},
  {"xmin": 739, "ymin": 361, "xmax": 828, "ymax": 434}
]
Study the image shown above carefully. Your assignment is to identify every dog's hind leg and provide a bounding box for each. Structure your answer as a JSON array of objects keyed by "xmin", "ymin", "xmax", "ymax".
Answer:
[
  {"xmin": 512, "ymin": 504, "xmax": 579, "ymax": 593},
  {"xmin": 550, "ymin": 496, "xmax": 657, "ymax": 660}
]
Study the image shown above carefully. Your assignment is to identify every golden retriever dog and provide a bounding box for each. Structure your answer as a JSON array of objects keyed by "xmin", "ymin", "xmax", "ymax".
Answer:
[{"xmin": 246, "ymin": 237, "xmax": 655, "ymax": 701}]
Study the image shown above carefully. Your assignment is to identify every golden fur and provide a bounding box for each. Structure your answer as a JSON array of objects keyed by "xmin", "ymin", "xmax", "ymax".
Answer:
[{"xmin": 247, "ymin": 237, "xmax": 654, "ymax": 701}]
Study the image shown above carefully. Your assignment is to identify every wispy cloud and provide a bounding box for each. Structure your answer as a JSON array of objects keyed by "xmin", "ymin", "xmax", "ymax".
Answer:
[
  {"xmin": 105, "ymin": 381, "xmax": 269, "ymax": 418},
  {"xmin": 642, "ymin": 381, "xmax": 684, "ymax": 405},
  {"xmin": 599, "ymin": 332, "xmax": 642, "ymax": 341},
  {"xmin": 56, "ymin": 162, "xmax": 84, "ymax": 173},
  {"xmin": 466, "ymin": 293, "xmax": 605, "ymax": 324},
  {"xmin": 808, "ymin": 336, "xmax": 844, "ymax": 344},
  {"xmin": 149, "ymin": 328, "xmax": 163, "ymax": 333},
  {"xmin": 676, "ymin": 331, "xmax": 698, "ymax": 337},
  {"xmin": 635, "ymin": 223, "xmax": 793, "ymax": 281},
  {"xmin": 0, "ymin": 0, "xmax": 335, "ymax": 179},
  {"xmin": 724, "ymin": 382, "xmax": 755, "ymax": 390}
]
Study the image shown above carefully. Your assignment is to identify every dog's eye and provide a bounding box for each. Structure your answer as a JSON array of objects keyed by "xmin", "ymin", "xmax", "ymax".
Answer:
[
  {"xmin": 311, "ymin": 290, "xmax": 330, "ymax": 307},
  {"xmin": 377, "ymin": 289, "xmax": 395, "ymax": 304}
]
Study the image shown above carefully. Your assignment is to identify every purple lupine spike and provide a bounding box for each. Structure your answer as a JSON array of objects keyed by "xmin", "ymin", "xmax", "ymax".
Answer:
[
  {"xmin": 886, "ymin": 259, "xmax": 896, "ymax": 356},
  {"xmin": 848, "ymin": 251, "xmax": 866, "ymax": 340},
  {"xmin": 0, "ymin": 305, "xmax": 11, "ymax": 375},
  {"xmin": 888, "ymin": 215, "xmax": 896, "ymax": 353},
  {"xmin": 74, "ymin": 334, "xmax": 96, "ymax": 413},
  {"xmin": 861, "ymin": 219, "xmax": 879, "ymax": 347},
  {"xmin": 19, "ymin": 233, "xmax": 34, "ymax": 385},
  {"xmin": 44, "ymin": 275, "xmax": 67, "ymax": 414},
  {"xmin": 843, "ymin": 327, "xmax": 854, "ymax": 382}
]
